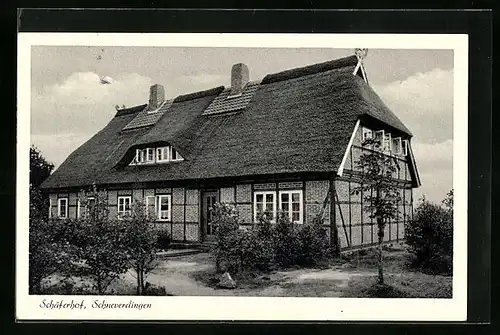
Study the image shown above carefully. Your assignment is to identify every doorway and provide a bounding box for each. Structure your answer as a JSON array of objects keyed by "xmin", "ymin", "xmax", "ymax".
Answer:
[{"xmin": 201, "ymin": 191, "xmax": 218, "ymax": 242}]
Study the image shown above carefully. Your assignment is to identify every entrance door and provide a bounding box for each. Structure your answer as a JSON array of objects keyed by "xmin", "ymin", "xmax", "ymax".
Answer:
[{"xmin": 201, "ymin": 191, "xmax": 218, "ymax": 241}]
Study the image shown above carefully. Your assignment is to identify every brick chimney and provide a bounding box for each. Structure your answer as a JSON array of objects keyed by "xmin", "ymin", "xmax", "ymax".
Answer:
[
  {"xmin": 148, "ymin": 84, "xmax": 165, "ymax": 111},
  {"xmin": 229, "ymin": 63, "xmax": 249, "ymax": 97}
]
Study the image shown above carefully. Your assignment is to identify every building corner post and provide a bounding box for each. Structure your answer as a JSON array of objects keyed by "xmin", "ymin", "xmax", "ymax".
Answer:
[{"xmin": 330, "ymin": 177, "xmax": 340, "ymax": 256}]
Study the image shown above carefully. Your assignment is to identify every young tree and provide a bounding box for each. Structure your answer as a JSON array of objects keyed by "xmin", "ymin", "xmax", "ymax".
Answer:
[
  {"xmin": 352, "ymin": 138, "xmax": 401, "ymax": 285},
  {"xmin": 124, "ymin": 201, "xmax": 159, "ymax": 295},
  {"xmin": 77, "ymin": 186, "xmax": 129, "ymax": 294}
]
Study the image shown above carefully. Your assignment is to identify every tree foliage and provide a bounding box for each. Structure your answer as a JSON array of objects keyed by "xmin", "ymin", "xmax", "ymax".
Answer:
[
  {"xmin": 72, "ymin": 186, "xmax": 129, "ymax": 294},
  {"xmin": 123, "ymin": 201, "xmax": 159, "ymax": 295},
  {"xmin": 352, "ymin": 138, "xmax": 401, "ymax": 285},
  {"xmin": 30, "ymin": 145, "xmax": 54, "ymax": 188},
  {"xmin": 29, "ymin": 147, "xmax": 56, "ymax": 294},
  {"xmin": 405, "ymin": 190, "xmax": 453, "ymax": 275}
]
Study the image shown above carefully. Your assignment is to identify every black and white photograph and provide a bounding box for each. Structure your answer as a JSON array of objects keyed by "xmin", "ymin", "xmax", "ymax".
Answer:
[{"xmin": 17, "ymin": 33, "xmax": 468, "ymax": 321}]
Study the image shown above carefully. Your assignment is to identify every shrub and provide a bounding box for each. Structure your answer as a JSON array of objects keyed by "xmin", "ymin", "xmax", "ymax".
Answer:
[
  {"xmin": 156, "ymin": 229, "xmax": 171, "ymax": 250},
  {"xmin": 405, "ymin": 194, "xmax": 453, "ymax": 275},
  {"xmin": 241, "ymin": 218, "xmax": 275, "ymax": 271},
  {"xmin": 274, "ymin": 214, "xmax": 301, "ymax": 267},
  {"xmin": 143, "ymin": 282, "xmax": 168, "ymax": 296},
  {"xmin": 210, "ymin": 203, "xmax": 333, "ymax": 273},
  {"xmin": 296, "ymin": 217, "xmax": 331, "ymax": 267},
  {"xmin": 211, "ymin": 203, "xmax": 244, "ymax": 273}
]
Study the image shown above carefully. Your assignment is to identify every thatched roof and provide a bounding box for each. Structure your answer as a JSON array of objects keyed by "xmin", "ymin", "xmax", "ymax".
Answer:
[{"xmin": 41, "ymin": 55, "xmax": 414, "ymax": 190}]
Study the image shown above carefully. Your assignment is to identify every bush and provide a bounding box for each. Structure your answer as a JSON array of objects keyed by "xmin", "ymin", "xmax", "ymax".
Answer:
[
  {"xmin": 241, "ymin": 219, "xmax": 275, "ymax": 271},
  {"xmin": 156, "ymin": 229, "xmax": 171, "ymax": 250},
  {"xmin": 211, "ymin": 203, "xmax": 244, "ymax": 273},
  {"xmin": 296, "ymin": 217, "xmax": 331, "ymax": 267},
  {"xmin": 210, "ymin": 204, "xmax": 332, "ymax": 274},
  {"xmin": 405, "ymin": 195, "xmax": 453, "ymax": 275},
  {"xmin": 274, "ymin": 214, "xmax": 301, "ymax": 267},
  {"xmin": 143, "ymin": 282, "xmax": 168, "ymax": 296}
]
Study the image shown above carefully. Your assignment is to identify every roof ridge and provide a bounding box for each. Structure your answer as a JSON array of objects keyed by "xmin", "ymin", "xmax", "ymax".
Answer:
[
  {"xmin": 261, "ymin": 55, "xmax": 358, "ymax": 85},
  {"xmin": 114, "ymin": 103, "xmax": 148, "ymax": 117}
]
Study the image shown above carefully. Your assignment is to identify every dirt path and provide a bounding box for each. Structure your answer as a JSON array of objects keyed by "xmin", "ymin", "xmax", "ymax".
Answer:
[{"xmin": 136, "ymin": 253, "xmax": 372, "ymax": 297}]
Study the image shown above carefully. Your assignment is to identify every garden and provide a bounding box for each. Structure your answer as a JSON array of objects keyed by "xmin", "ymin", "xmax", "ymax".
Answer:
[{"xmin": 30, "ymin": 146, "xmax": 453, "ymax": 298}]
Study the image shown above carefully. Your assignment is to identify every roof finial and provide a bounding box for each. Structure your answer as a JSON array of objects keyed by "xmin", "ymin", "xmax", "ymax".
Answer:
[
  {"xmin": 355, "ymin": 48, "xmax": 368, "ymax": 62},
  {"xmin": 353, "ymin": 48, "xmax": 369, "ymax": 83}
]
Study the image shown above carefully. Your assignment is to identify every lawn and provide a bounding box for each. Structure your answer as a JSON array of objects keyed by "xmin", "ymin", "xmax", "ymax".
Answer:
[{"xmin": 40, "ymin": 243, "xmax": 452, "ymax": 298}]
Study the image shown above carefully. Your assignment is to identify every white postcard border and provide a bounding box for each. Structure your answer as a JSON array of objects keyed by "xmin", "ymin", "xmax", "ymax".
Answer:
[{"xmin": 17, "ymin": 33, "xmax": 468, "ymax": 321}]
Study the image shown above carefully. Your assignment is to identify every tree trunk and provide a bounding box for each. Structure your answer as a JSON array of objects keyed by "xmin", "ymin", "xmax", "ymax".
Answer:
[
  {"xmin": 136, "ymin": 266, "xmax": 142, "ymax": 295},
  {"xmin": 97, "ymin": 278, "xmax": 103, "ymax": 295},
  {"xmin": 330, "ymin": 179, "xmax": 340, "ymax": 256},
  {"xmin": 377, "ymin": 218, "xmax": 384, "ymax": 285}
]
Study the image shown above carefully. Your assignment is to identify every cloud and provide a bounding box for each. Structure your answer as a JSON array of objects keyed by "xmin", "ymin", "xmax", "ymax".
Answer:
[
  {"xmin": 374, "ymin": 68, "xmax": 453, "ymax": 144},
  {"xmin": 31, "ymin": 72, "xmax": 153, "ymax": 137},
  {"xmin": 411, "ymin": 139, "xmax": 453, "ymax": 204},
  {"xmin": 31, "ymin": 133, "xmax": 91, "ymax": 170},
  {"xmin": 178, "ymin": 73, "xmax": 228, "ymax": 86}
]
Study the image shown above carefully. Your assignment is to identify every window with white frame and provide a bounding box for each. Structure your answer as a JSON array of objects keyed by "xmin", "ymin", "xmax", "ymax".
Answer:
[
  {"xmin": 48, "ymin": 199, "xmax": 52, "ymax": 219},
  {"xmin": 144, "ymin": 195, "xmax": 171, "ymax": 221},
  {"xmin": 171, "ymin": 147, "xmax": 183, "ymax": 161},
  {"xmin": 392, "ymin": 137, "xmax": 403, "ymax": 155},
  {"xmin": 402, "ymin": 139, "xmax": 409, "ymax": 156},
  {"xmin": 78, "ymin": 196, "xmax": 96, "ymax": 218},
  {"xmin": 279, "ymin": 190, "xmax": 303, "ymax": 224},
  {"xmin": 383, "ymin": 133, "xmax": 392, "ymax": 153},
  {"xmin": 374, "ymin": 130, "xmax": 385, "ymax": 150},
  {"xmin": 156, "ymin": 195, "xmax": 171, "ymax": 221},
  {"xmin": 130, "ymin": 145, "xmax": 183, "ymax": 165},
  {"xmin": 254, "ymin": 191, "xmax": 276, "ymax": 222},
  {"xmin": 146, "ymin": 148, "xmax": 155, "ymax": 162},
  {"xmin": 156, "ymin": 146, "xmax": 169, "ymax": 162},
  {"xmin": 117, "ymin": 196, "xmax": 132, "ymax": 217},
  {"xmin": 58, "ymin": 198, "xmax": 68, "ymax": 219},
  {"xmin": 362, "ymin": 127, "xmax": 373, "ymax": 142}
]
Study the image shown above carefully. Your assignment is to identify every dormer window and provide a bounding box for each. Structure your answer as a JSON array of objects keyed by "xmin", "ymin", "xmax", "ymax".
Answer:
[
  {"xmin": 146, "ymin": 148, "xmax": 154, "ymax": 162},
  {"xmin": 171, "ymin": 147, "xmax": 183, "ymax": 161},
  {"xmin": 130, "ymin": 145, "xmax": 184, "ymax": 166},
  {"xmin": 156, "ymin": 146, "xmax": 169, "ymax": 162}
]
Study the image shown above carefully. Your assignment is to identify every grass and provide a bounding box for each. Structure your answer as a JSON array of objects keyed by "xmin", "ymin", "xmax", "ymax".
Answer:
[
  {"xmin": 340, "ymin": 244, "xmax": 452, "ymax": 298},
  {"xmin": 342, "ymin": 273, "xmax": 452, "ymax": 298},
  {"xmin": 39, "ymin": 243, "xmax": 452, "ymax": 298}
]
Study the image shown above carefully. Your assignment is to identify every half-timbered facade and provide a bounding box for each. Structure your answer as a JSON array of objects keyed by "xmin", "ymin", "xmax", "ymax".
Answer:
[{"xmin": 40, "ymin": 53, "xmax": 420, "ymax": 250}]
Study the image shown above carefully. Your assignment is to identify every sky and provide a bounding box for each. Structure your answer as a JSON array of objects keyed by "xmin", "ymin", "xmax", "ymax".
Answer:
[{"xmin": 30, "ymin": 46, "xmax": 454, "ymax": 204}]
